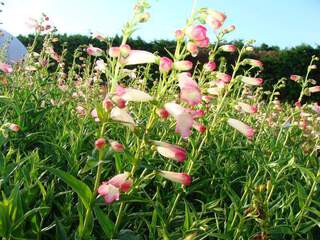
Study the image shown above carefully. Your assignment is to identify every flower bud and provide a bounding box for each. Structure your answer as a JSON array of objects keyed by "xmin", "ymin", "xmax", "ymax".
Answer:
[
  {"xmin": 159, "ymin": 57, "xmax": 173, "ymax": 73},
  {"xmin": 9, "ymin": 123, "xmax": 20, "ymax": 132},
  {"xmin": 95, "ymin": 138, "xmax": 106, "ymax": 149},
  {"xmin": 109, "ymin": 140, "xmax": 125, "ymax": 152},
  {"xmin": 175, "ymin": 29, "xmax": 185, "ymax": 40},
  {"xmin": 108, "ymin": 47, "xmax": 120, "ymax": 58},
  {"xmin": 157, "ymin": 108, "xmax": 170, "ymax": 119},
  {"xmin": 174, "ymin": 61, "xmax": 193, "ymax": 71},
  {"xmin": 203, "ymin": 61, "xmax": 216, "ymax": 72},
  {"xmin": 120, "ymin": 44, "xmax": 131, "ymax": 58},
  {"xmin": 219, "ymin": 44, "xmax": 237, "ymax": 53}
]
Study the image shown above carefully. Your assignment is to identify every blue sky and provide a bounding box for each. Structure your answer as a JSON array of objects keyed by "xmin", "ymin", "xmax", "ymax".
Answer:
[{"xmin": 2, "ymin": 0, "xmax": 320, "ymax": 48}]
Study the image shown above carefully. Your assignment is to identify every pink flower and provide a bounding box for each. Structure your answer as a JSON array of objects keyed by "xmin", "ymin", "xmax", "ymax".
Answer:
[
  {"xmin": 207, "ymin": 18, "xmax": 222, "ymax": 30},
  {"xmin": 109, "ymin": 140, "xmax": 125, "ymax": 152},
  {"xmin": 159, "ymin": 57, "xmax": 173, "ymax": 73},
  {"xmin": 187, "ymin": 25, "xmax": 207, "ymax": 41},
  {"xmin": 187, "ymin": 109, "xmax": 205, "ymax": 119},
  {"xmin": 208, "ymin": 9, "xmax": 226, "ymax": 23},
  {"xmin": 227, "ymin": 118, "xmax": 255, "ymax": 139},
  {"xmin": 107, "ymin": 172, "xmax": 133, "ymax": 192},
  {"xmin": 164, "ymin": 102, "xmax": 194, "ymax": 138},
  {"xmin": 9, "ymin": 123, "xmax": 20, "ymax": 132},
  {"xmin": 216, "ymin": 72, "xmax": 232, "ymax": 83},
  {"xmin": 178, "ymin": 73, "xmax": 202, "ymax": 106},
  {"xmin": 119, "ymin": 44, "xmax": 131, "ymax": 58},
  {"xmin": 108, "ymin": 47, "xmax": 121, "ymax": 58},
  {"xmin": 175, "ymin": 29, "xmax": 185, "ymax": 40},
  {"xmin": 76, "ymin": 106, "xmax": 86, "ymax": 117},
  {"xmin": 95, "ymin": 138, "xmax": 106, "ymax": 150},
  {"xmin": 0, "ymin": 63, "xmax": 13, "ymax": 74},
  {"xmin": 219, "ymin": 45, "xmax": 237, "ymax": 52},
  {"xmin": 236, "ymin": 102, "xmax": 258, "ymax": 114},
  {"xmin": 159, "ymin": 171, "xmax": 191, "ymax": 186},
  {"xmin": 207, "ymin": 87, "xmax": 222, "ymax": 96},
  {"xmin": 115, "ymin": 86, "xmax": 153, "ymax": 102},
  {"xmin": 203, "ymin": 61, "xmax": 216, "ymax": 72},
  {"xmin": 290, "ymin": 75, "xmax": 301, "ymax": 81},
  {"xmin": 241, "ymin": 76, "xmax": 264, "ymax": 86},
  {"xmin": 308, "ymin": 86, "xmax": 320, "ymax": 93},
  {"xmin": 187, "ymin": 42, "xmax": 199, "ymax": 57},
  {"xmin": 295, "ymin": 101, "xmax": 302, "ymax": 108},
  {"xmin": 222, "ymin": 25, "xmax": 236, "ymax": 34},
  {"xmin": 174, "ymin": 61, "xmax": 193, "ymax": 71},
  {"xmin": 243, "ymin": 59, "xmax": 263, "ymax": 68},
  {"xmin": 92, "ymin": 32, "xmax": 106, "ymax": 41},
  {"xmin": 110, "ymin": 107, "xmax": 136, "ymax": 126},
  {"xmin": 196, "ymin": 37, "xmax": 209, "ymax": 48},
  {"xmin": 152, "ymin": 140, "xmax": 187, "ymax": 162},
  {"xmin": 86, "ymin": 45, "xmax": 103, "ymax": 56},
  {"xmin": 91, "ymin": 109, "xmax": 100, "ymax": 122},
  {"xmin": 193, "ymin": 122, "xmax": 206, "ymax": 133},
  {"xmin": 95, "ymin": 59, "xmax": 106, "ymax": 72},
  {"xmin": 103, "ymin": 98, "xmax": 114, "ymax": 111},
  {"xmin": 124, "ymin": 50, "xmax": 157, "ymax": 65},
  {"xmin": 157, "ymin": 108, "xmax": 170, "ymax": 119},
  {"xmin": 97, "ymin": 184, "xmax": 120, "ymax": 204}
]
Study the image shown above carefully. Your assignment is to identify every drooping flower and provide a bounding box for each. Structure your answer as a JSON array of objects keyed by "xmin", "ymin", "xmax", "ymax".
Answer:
[
  {"xmin": 110, "ymin": 107, "xmax": 136, "ymax": 126},
  {"xmin": 109, "ymin": 140, "xmax": 125, "ymax": 152},
  {"xmin": 0, "ymin": 63, "xmax": 13, "ymax": 74},
  {"xmin": 174, "ymin": 61, "xmax": 193, "ymax": 71},
  {"xmin": 159, "ymin": 57, "xmax": 173, "ymax": 73},
  {"xmin": 86, "ymin": 45, "xmax": 103, "ymax": 56},
  {"xmin": 240, "ymin": 76, "xmax": 264, "ymax": 86},
  {"xmin": 178, "ymin": 73, "xmax": 202, "ymax": 106},
  {"xmin": 236, "ymin": 102, "xmax": 258, "ymax": 114},
  {"xmin": 107, "ymin": 172, "xmax": 133, "ymax": 192},
  {"xmin": 164, "ymin": 102, "xmax": 194, "ymax": 138},
  {"xmin": 124, "ymin": 50, "xmax": 157, "ymax": 65},
  {"xmin": 227, "ymin": 118, "xmax": 255, "ymax": 139},
  {"xmin": 159, "ymin": 171, "xmax": 191, "ymax": 186},
  {"xmin": 95, "ymin": 138, "xmax": 106, "ymax": 150},
  {"xmin": 97, "ymin": 183, "xmax": 120, "ymax": 204},
  {"xmin": 151, "ymin": 140, "xmax": 187, "ymax": 162},
  {"xmin": 115, "ymin": 86, "xmax": 153, "ymax": 102},
  {"xmin": 219, "ymin": 44, "xmax": 237, "ymax": 53}
]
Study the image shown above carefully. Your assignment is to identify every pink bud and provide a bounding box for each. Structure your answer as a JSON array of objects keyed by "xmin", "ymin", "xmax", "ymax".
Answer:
[
  {"xmin": 152, "ymin": 141, "xmax": 187, "ymax": 162},
  {"xmin": 0, "ymin": 63, "xmax": 13, "ymax": 74},
  {"xmin": 216, "ymin": 72, "xmax": 232, "ymax": 83},
  {"xmin": 95, "ymin": 138, "xmax": 106, "ymax": 149},
  {"xmin": 92, "ymin": 32, "xmax": 106, "ymax": 41},
  {"xmin": 203, "ymin": 61, "xmax": 216, "ymax": 72},
  {"xmin": 295, "ymin": 101, "xmax": 302, "ymax": 108},
  {"xmin": 108, "ymin": 47, "xmax": 121, "ymax": 58},
  {"xmin": 107, "ymin": 172, "xmax": 133, "ymax": 192},
  {"xmin": 222, "ymin": 25, "xmax": 236, "ymax": 34},
  {"xmin": 119, "ymin": 44, "xmax": 131, "ymax": 58},
  {"xmin": 219, "ymin": 44, "xmax": 237, "ymax": 52},
  {"xmin": 243, "ymin": 59, "xmax": 263, "ymax": 68},
  {"xmin": 157, "ymin": 108, "xmax": 170, "ymax": 119},
  {"xmin": 290, "ymin": 75, "xmax": 301, "ymax": 81},
  {"xmin": 187, "ymin": 25, "xmax": 207, "ymax": 42},
  {"xmin": 159, "ymin": 57, "xmax": 173, "ymax": 73},
  {"xmin": 227, "ymin": 118, "xmax": 255, "ymax": 139},
  {"xmin": 237, "ymin": 102, "xmax": 258, "ymax": 114},
  {"xmin": 241, "ymin": 76, "xmax": 263, "ymax": 86},
  {"xmin": 97, "ymin": 183, "xmax": 120, "ymax": 204},
  {"xmin": 159, "ymin": 171, "xmax": 191, "ymax": 186},
  {"xmin": 193, "ymin": 122, "xmax": 206, "ymax": 133},
  {"xmin": 208, "ymin": 9, "xmax": 226, "ymax": 23},
  {"xmin": 187, "ymin": 42, "xmax": 199, "ymax": 57},
  {"xmin": 86, "ymin": 45, "xmax": 103, "ymax": 56},
  {"xmin": 103, "ymin": 98, "xmax": 114, "ymax": 111},
  {"xmin": 174, "ymin": 61, "xmax": 193, "ymax": 71},
  {"xmin": 175, "ymin": 29, "xmax": 185, "ymax": 40},
  {"xmin": 109, "ymin": 140, "xmax": 125, "ymax": 152},
  {"xmin": 178, "ymin": 73, "xmax": 202, "ymax": 106},
  {"xmin": 9, "ymin": 123, "xmax": 20, "ymax": 132}
]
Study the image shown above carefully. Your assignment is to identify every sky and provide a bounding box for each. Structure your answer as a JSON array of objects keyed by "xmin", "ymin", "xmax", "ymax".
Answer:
[{"xmin": 1, "ymin": 0, "xmax": 319, "ymax": 48}]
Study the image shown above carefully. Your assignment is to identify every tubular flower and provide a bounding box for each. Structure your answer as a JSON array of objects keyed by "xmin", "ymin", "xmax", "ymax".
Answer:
[
  {"xmin": 86, "ymin": 45, "xmax": 103, "ymax": 56},
  {"xmin": 227, "ymin": 118, "xmax": 255, "ymax": 139},
  {"xmin": 124, "ymin": 50, "xmax": 157, "ymax": 65},
  {"xmin": 97, "ymin": 183, "xmax": 120, "ymax": 204},
  {"xmin": 240, "ymin": 76, "xmax": 264, "ymax": 86},
  {"xmin": 107, "ymin": 172, "xmax": 133, "ymax": 192},
  {"xmin": 186, "ymin": 25, "xmax": 209, "ymax": 48},
  {"xmin": 174, "ymin": 61, "xmax": 193, "ymax": 71},
  {"xmin": 115, "ymin": 85, "xmax": 153, "ymax": 102},
  {"xmin": 164, "ymin": 102, "xmax": 194, "ymax": 138},
  {"xmin": 159, "ymin": 171, "xmax": 191, "ymax": 186},
  {"xmin": 242, "ymin": 59, "xmax": 263, "ymax": 68},
  {"xmin": 109, "ymin": 140, "xmax": 125, "ymax": 152},
  {"xmin": 92, "ymin": 32, "xmax": 106, "ymax": 41},
  {"xmin": 0, "ymin": 63, "xmax": 13, "ymax": 74},
  {"xmin": 119, "ymin": 44, "xmax": 131, "ymax": 58},
  {"xmin": 203, "ymin": 61, "xmax": 216, "ymax": 72},
  {"xmin": 236, "ymin": 102, "xmax": 258, "ymax": 114},
  {"xmin": 219, "ymin": 44, "xmax": 237, "ymax": 52},
  {"xmin": 290, "ymin": 74, "xmax": 301, "ymax": 81},
  {"xmin": 108, "ymin": 47, "xmax": 121, "ymax": 58},
  {"xmin": 159, "ymin": 57, "xmax": 173, "ymax": 73},
  {"xmin": 308, "ymin": 86, "xmax": 320, "ymax": 93},
  {"xmin": 152, "ymin": 140, "xmax": 187, "ymax": 162},
  {"xmin": 95, "ymin": 138, "xmax": 106, "ymax": 150},
  {"xmin": 222, "ymin": 25, "xmax": 236, "ymax": 34},
  {"xmin": 187, "ymin": 41, "xmax": 199, "ymax": 57},
  {"xmin": 110, "ymin": 107, "xmax": 136, "ymax": 126},
  {"xmin": 215, "ymin": 72, "xmax": 232, "ymax": 83},
  {"xmin": 178, "ymin": 73, "xmax": 202, "ymax": 106},
  {"xmin": 175, "ymin": 29, "xmax": 185, "ymax": 40},
  {"xmin": 193, "ymin": 122, "xmax": 206, "ymax": 133},
  {"xmin": 206, "ymin": 9, "xmax": 226, "ymax": 30}
]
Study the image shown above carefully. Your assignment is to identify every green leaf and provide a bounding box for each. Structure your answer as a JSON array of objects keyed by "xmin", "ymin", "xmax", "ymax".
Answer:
[
  {"xmin": 46, "ymin": 167, "xmax": 92, "ymax": 209},
  {"xmin": 118, "ymin": 229, "xmax": 142, "ymax": 240},
  {"xmin": 55, "ymin": 217, "xmax": 68, "ymax": 240},
  {"xmin": 94, "ymin": 206, "xmax": 114, "ymax": 238}
]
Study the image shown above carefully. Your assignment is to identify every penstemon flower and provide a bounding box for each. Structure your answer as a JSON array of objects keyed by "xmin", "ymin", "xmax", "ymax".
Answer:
[
  {"xmin": 174, "ymin": 60, "xmax": 193, "ymax": 71},
  {"xmin": 203, "ymin": 61, "xmax": 216, "ymax": 72},
  {"xmin": 151, "ymin": 140, "xmax": 187, "ymax": 162},
  {"xmin": 178, "ymin": 73, "xmax": 202, "ymax": 106},
  {"xmin": 124, "ymin": 50, "xmax": 157, "ymax": 65},
  {"xmin": 240, "ymin": 76, "xmax": 264, "ymax": 86},
  {"xmin": 308, "ymin": 86, "xmax": 320, "ymax": 93},
  {"xmin": 108, "ymin": 47, "xmax": 121, "ymax": 58},
  {"xmin": 95, "ymin": 138, "xmax": 106, "ymax": 150},
  {"xmin": 109, "ymin": 140, "xmax": 125, "ymax": 152},
  {"xmin": 107, "ymin": 172, "xmax": 133, "ymax": 192},
  {"xmin": 115, "ymin": 86, "xmax": 153, "ymax": 102},
  {"xmin": 159, "ymin": 57, "xmax": 173, "ymax": 73},
  {"xmin": 164, "ymin": 102, "xmax": 194, "ymax": 138},
  {"xmin": 97, "ymin": 183, "xmax": 120, "ymax": 204},
  {"xmin": 236, "ymin": 102, "xmax": 258, "ymax": 114},
  {"xmin": 0, "ymin": 63, "xmax": 13, "ymax": 74},
  {"xmin": 227, "ymin": 118, "xmax": 255, "ymax": 139},
  {"xmin": 219, "ymin": 44, "xmax": 237, "ymax": 53},
  {"xmin": 159, "ymin": 171, "xmax": 191, "ymax": 186},
  {"xmin": 86, "ymin": 45, "xmax": 103, "ymax": 56},
  {"xmin": 110, "ymin": 107, "xmax": 136, "ymax": 126}
]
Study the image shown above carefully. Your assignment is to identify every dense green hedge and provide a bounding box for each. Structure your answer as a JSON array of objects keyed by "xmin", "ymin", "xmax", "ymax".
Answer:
[{"xmin": 18, "ymin": 34, "xmax": 320, "ymax": 102}]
